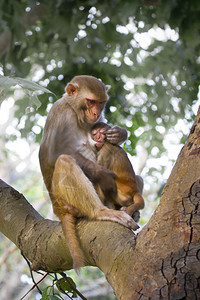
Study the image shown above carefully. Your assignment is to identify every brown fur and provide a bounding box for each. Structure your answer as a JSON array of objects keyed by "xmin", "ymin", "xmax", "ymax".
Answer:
[
  {"xmin": 91, "ymin": 122, "xmax": 145, "ymax": 216},
  {"xmin": 39, "ymin": 76, "xmax": 139, "ymax": 271},
  {"xmin": 96, "ymin": 142, "xmax": 145, "ymax": 215}
]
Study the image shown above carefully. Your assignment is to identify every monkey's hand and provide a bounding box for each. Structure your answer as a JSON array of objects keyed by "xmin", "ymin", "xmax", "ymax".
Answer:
[
  {"xmin": 106, "ymin": 126, "xmax": 127, "ymax": 145},
  {"xmin": 96, "ymin": 167, "xmax": 118, "ymax": 197}
]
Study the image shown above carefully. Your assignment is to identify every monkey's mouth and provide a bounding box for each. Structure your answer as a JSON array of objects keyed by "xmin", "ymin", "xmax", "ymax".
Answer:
[
  {"xmin": 95, "ymin": 141, "xmax": 104, "ymax": 148},
  {"xmin": 85, "ymin": 116, "xmax": 97, "ymax": 124},
  {"xmin": 85, "ymin": 114, "xmax": 100, "ymax": 123}
]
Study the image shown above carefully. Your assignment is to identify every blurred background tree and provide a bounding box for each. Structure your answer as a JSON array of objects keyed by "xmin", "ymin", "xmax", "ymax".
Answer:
[{"xmin": 0, "ymin": 0, "xmax": 200, "ymax": 299}]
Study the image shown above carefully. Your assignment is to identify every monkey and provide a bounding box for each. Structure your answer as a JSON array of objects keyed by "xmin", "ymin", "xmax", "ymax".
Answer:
[
  {"xmin": 39, "ymin": 75, "xmax": 139, "ymax": 271},
  {"xmin": 90, "ymin": 122, "xmax": 145, "ymax": 218}
]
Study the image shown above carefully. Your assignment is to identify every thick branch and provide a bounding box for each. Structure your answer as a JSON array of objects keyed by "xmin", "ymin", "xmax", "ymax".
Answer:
[
  {"xmin": 114, "ymin": 108, "xmax": 200, "ymax": 299},
  {"xmin": 0, "ymin": 179, "xmax": 136, "ymax": 275}
]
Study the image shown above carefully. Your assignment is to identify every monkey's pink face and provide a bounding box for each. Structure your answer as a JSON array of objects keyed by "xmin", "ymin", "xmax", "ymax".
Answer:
[
  {"xmin": 85, "ymin": 99, "xmax": 105, "ymax": 123},
  {"xmin": 91, "ymin": 128, "xmax": 107, "ymax": 148}
]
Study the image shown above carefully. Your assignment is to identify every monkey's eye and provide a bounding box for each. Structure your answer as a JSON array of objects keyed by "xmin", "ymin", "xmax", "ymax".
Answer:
[{"xmin": 86, "ymin": 99, "xmax": 97, "ymax": 106}]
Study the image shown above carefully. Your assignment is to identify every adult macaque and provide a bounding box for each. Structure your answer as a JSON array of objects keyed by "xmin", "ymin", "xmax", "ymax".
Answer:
[
  {"xmin": 39, "ymin": 75, "xmax": 139, "ymax": 271},
  {"xmin": 90, "ymin": 123, "xmax": 145, "ymax": 216}
]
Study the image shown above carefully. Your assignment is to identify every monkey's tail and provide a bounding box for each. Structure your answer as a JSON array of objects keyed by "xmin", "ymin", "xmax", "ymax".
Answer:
[{"xmin": 61, "ymin": 213, "xmax": 85, "ymax": 273}]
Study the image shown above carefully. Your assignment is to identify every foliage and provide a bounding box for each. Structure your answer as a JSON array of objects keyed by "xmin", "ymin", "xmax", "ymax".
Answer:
[
  {"xmin": 17, "ymin": 269, "xmax": 83, "ymax": 300},
  {"xmin": 40, "ymin": 273, "xmax": 79, "ymax": 300},
  {"xmin": 0, "ymin": 75, "xmax": 52, "ymax": 109},
  {"xmin": 0, "ymin": 0, "xmax": 200, "ymax": 159}
]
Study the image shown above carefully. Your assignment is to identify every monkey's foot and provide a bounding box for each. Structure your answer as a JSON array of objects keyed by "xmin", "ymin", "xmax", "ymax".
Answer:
[
  {"xmin": 120, "ymin": 206, "xmax": 140, "ymax": 222},
  {"xmin": 132, "ymin": 210, "xmax": 140, "ymax": 223},
  {"xmin": 98, "ymin": 208, "xmax": 139, "ymax": 231},
  {"xmin": 120, "ymin": 206, "xmax": 127, "ymax": 212}
]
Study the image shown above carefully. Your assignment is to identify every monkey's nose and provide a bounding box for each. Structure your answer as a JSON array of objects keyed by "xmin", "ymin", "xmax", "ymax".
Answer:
[
  {"xmin": 96, "ymin": 132, "xmax": 101, "ymax": 139},
  {"xmin": 94, "ymin": 113, "xmax": 99, "ymax": 119}
]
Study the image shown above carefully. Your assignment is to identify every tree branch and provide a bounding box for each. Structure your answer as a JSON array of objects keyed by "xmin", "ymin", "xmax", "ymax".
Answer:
[{"xmin": 0, "ymin": 179, "xmax": 137, "ymax": 274}]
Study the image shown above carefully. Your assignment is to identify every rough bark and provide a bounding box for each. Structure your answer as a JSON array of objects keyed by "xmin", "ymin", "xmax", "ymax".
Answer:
[
  {"xmin": 0, "ymin": 110, "xmax": 200, "ymax": 299},
  {"xmin": 0, "ymin": 179, "xmax": 137, "ymax": 273}
]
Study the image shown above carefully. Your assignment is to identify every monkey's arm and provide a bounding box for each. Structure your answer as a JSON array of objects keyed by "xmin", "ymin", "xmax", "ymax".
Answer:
[
  {"xmin": 106, "ymin": 125, "xmax": 127, "ymax": 145},
  {"xmin": 44, "ymin": 134, "xmax": 117, "ymax": 196},
  {"xmin": 73, "ymin": 152, "xmax": 117, "ymax": 196}
]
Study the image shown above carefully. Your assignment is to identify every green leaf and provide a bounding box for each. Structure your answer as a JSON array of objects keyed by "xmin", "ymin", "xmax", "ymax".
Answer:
[
  {"xmin": 0, "ymin": 75, "xmax": 53, "ymax": 94},
  {"xmin": 72, "ymin": 290, "xmax": 78, "ymax": 298},
  {"xmin": 48, "ymin": 296, "xmax": 61, "ymax": 300},
  {"xmin": 41, "ymin": 287, "xmax": 62, "ymax": 299},
  {"xmin": 56, "ymin": 277, "xmax": 76, "ymax": 294},
  {"xmin": 0, "ymin": 76, "xmax": 19, "ymax": 87},
  {"xmin": 41, "ymin": 287, "xmax": 51, "ymax": 299},
  {"xmin": 30, "ymin": 94, "xmax": 41, "ymax": 110},
  {"xmin": 24, "ymin": 89, "xmax": 42, "ymax": 110},
  {"xmin": 14, "ymin": 77, "xmax": 53, "ymax": 94}
]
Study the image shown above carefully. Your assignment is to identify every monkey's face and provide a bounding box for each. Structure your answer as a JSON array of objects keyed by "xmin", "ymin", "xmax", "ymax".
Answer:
[
  {"xmin": 65, "ymin": 77, "xmax": 108, "ymax": 124},
  {"xmin": 91, "ymin": 128, "xmax": 107, "ymax": 148},
  {"xmin": 84, "ymin": 99, "xmax": 105, "ymax": 123}
]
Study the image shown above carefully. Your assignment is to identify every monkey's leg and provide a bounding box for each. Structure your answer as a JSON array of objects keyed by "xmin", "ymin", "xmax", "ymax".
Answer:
[
  {"xmin": 52, "ymin": 154, "xmax": 139, "ymax": 230},
  {"xmin": 121, "ymin": 192, "xmax": 145, "ymax": 216},
  {"xmin": 125, "ymin": 175, "xmax": 145, "ymax": 217},
  {"xmin": 114, "ymin": 175, "xmax": 144, "ymax": 208},
  {"xmin": 115, "ymin": 192, "xmax": 133, "ymax": 207}
]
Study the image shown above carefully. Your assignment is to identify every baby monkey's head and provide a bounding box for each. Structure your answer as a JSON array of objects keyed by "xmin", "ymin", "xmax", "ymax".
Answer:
[{"xmin": 91, "ymin": 123, "xmax": 111, "ymax": 149}]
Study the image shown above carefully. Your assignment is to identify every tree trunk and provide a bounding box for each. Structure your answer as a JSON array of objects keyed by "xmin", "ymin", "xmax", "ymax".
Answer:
[{"xmin": 0, "ymin": 109, "xmax": 200, "ymax": 299}]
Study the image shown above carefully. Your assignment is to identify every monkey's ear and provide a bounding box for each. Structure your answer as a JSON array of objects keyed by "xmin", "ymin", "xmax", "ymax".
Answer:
[
  {"xmin": 66, "ymin": 83, "xmax": 79, "ymax": 96},
  {"xmin": 105, "ymin": 85, "xmax": 111, "ymax": 92}
]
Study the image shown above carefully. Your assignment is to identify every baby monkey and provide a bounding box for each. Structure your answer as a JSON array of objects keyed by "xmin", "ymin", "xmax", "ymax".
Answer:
[{"xmin": 91, "ymin": 123, "xmax": 145, "ymax": 218}]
